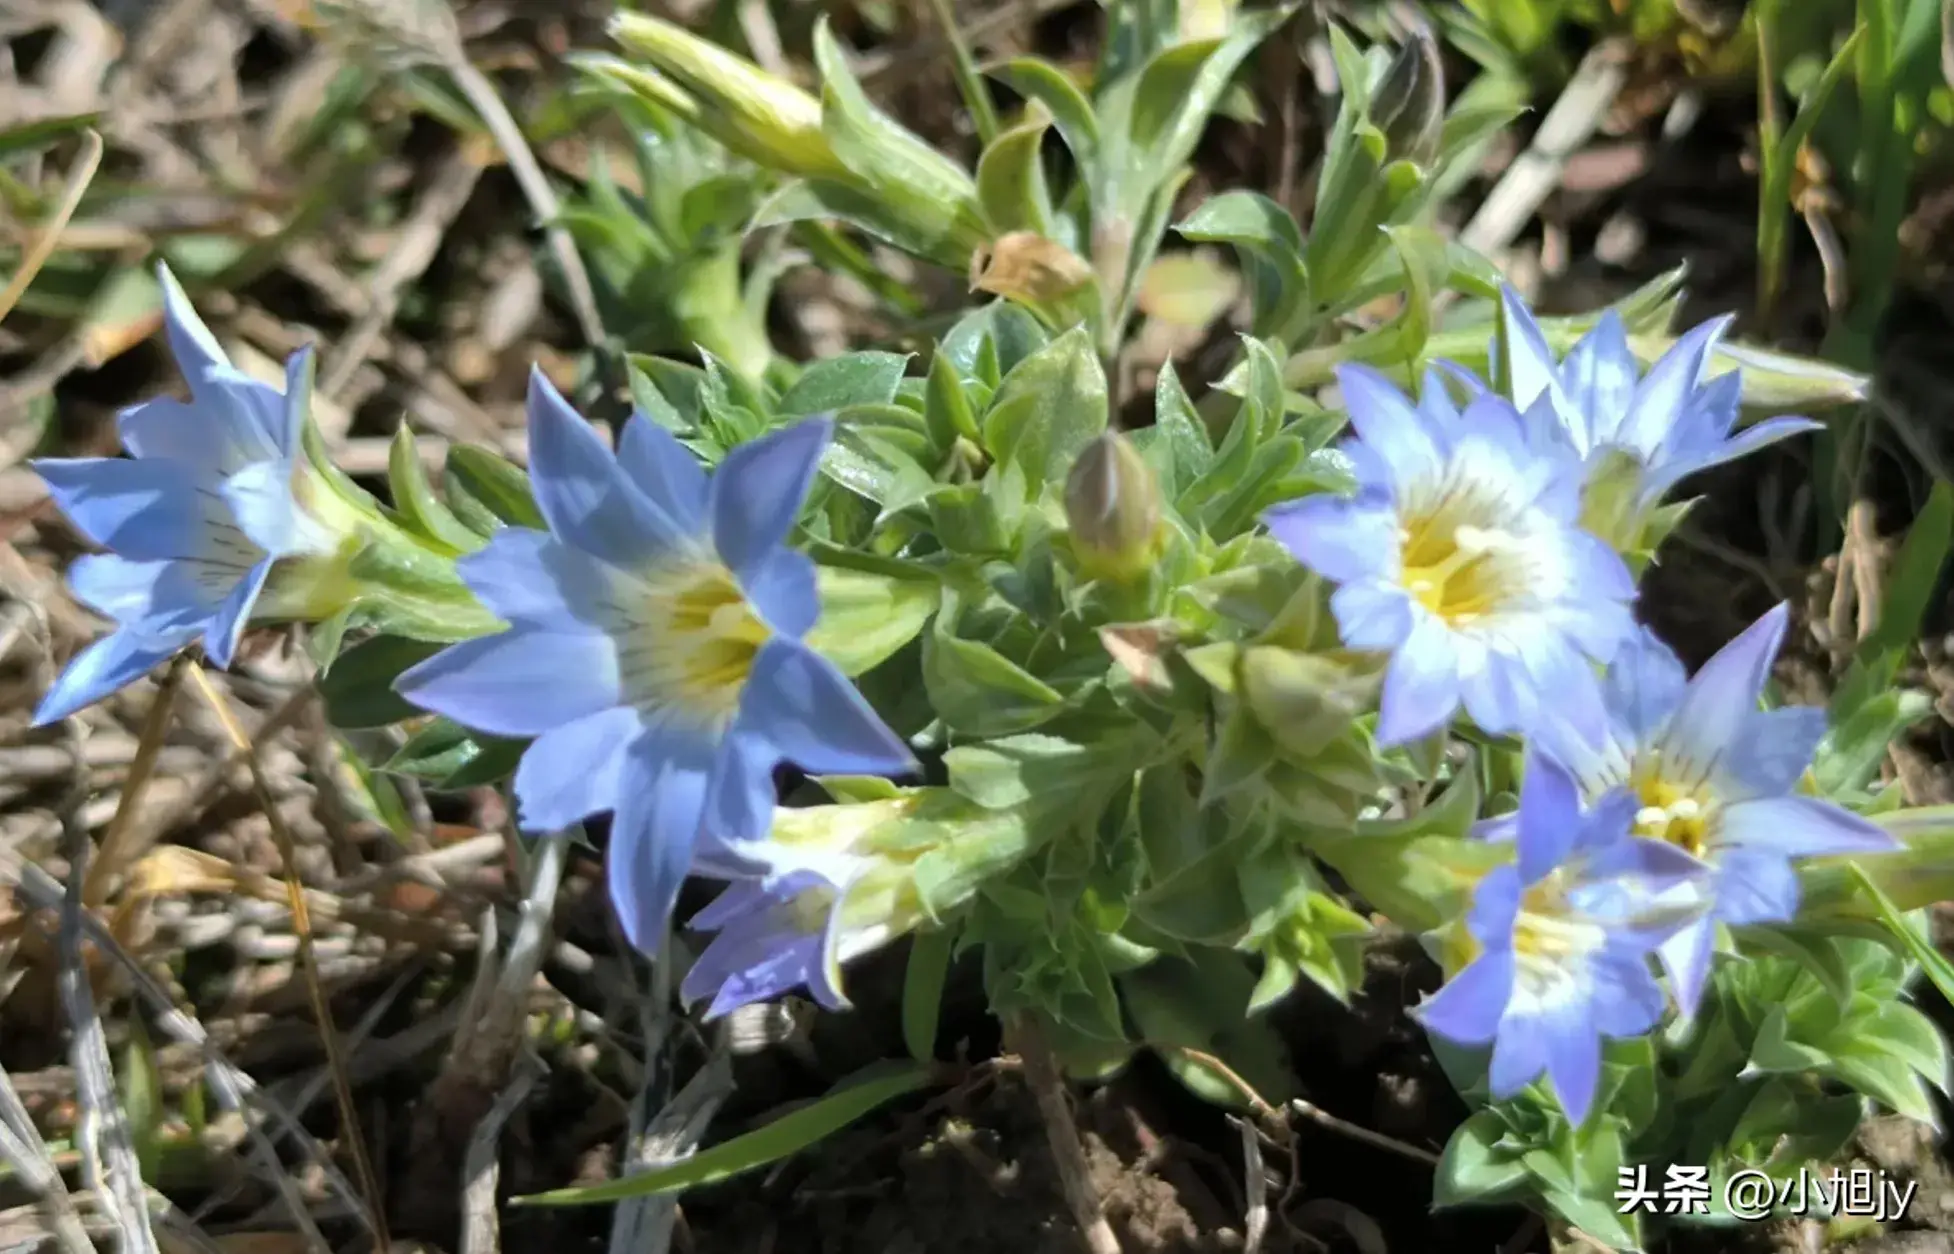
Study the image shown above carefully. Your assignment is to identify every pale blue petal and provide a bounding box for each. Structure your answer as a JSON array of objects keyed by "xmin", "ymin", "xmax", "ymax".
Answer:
[
  {"xmin": 710, "ymin": 417, "xmax": 833, "ymax": 582},
  {"xmin": 682, "ymin": 878, "xmax": 847, "ymax": 1018},
  {"xmin": 513, "ymin": 705, "xmax": 644, "ymax": 831},
  {"xmin": 1538, "ymin": 1006, "xmax": 1603, "ymax": 1125},
  {"xmin": 157, "ymin": 263, "xmax": 233, "ymax": 381},
  {"xmin": 1601, "ymin": 626, "xmax": 1688, "ymax": 740},
  {"xmin": 608, "ymin": 745, "xmax": 711, "ymax": 953},
  {"xmin": 1516, "ymin": 752, "xmax": 1583, "ymax": 883},
  {"xmin": 1657, "ymin": 603, "xmax": 1787, "ymax": 778},
  {"xmin": 1710, "ymin": 845, "xmax": 1801, "ymax": 926},
  {"xmin": 1466, "ymin": 865, "xmax": 1524, "ymax": 943},
  {"xmin": 33, "ymin": 628, "xmax": 194, "ymax": 726},
  {"xmin": 219, "ymin": 460, "xmax": 303, "ymax": 557},
  {"xmin": 618, "ymin": 414, "xmax": 710, "ymax": 532},
  {"xmin": 1716, "ymin": 795, "xmax": 1898, "ymax": 859},
  {"xmin": 1487, "ymin": 1010, "xmax": 1548, "ymax": 1099},
  {"xmin": 1457, "ymin": 645, "xmax": 1528, "ymax": 737},
  {"xmin": 1560, "ymin": 311, "xmax": 1636, "ymax": 444},
  {"xmin": 117, "ymin": 396, "xmax": 272, "ymax": 476},
  {"xmin": 1617, "ymin": 315, "xmax": 1731, "ymax": 452},
  {"xmin": 35, "ymin": 457, "xmax": 250, "ymax": 564},
  {"xmin": 1499, "ymin": 288, "xmax": 1577, "ymax": 438},
  {"xmin": 1658, "ymin": 918, "xmax": 1717, "ymax": 1018},
  {"xmin": 393, "ymin": 627, "xmax": 622, "ymax": 737},
  {"xmin": 1334, "ymin": 364, "xmax": 1442, "ymax": 483},
  {"xmin": 1375, "ymin": 614, "xmax": 1460, "ymax": 746},
  {"xmin": 274, "ymin": 345, "xmax": 314, "ymax": 458},
  {"xmin": 704, "ymin": 731, "xmax": 782, "ymax": 845},
  {"xmin": 1264, "ymin": 496, "xmax": 1398, "ymax": 585},
  {"xmin": 525, "ymin": 367, "xmax": 691, "ymax": 567},
  {"xmin": 1720, "ymin": 707, "xmax": 1827, "ymax": 799},
  {"xmin": 202, "ymin": 556, "xmax": 273, "ymax": 668},
  {"xmin": 1587, "ymin": 947, "xmax": 1667, "ymax": 1037},
  {"xmin": 66, "ymin": 554, "xmax": 206, "ymax": 626},
  {"xmin": 1329, "ymin": 580, "xmax": 1415, "ymax": 652},
  {"xmin": 740, "ymin": 637, "xmax": 918, "ymax": 776},
  {"xmin": 740, "ymin": 548, "xmax": 819, "ymax": 639},
  {"xmin": 455, "ymin": 527, "xmax": 623, "ymax": 631},
  {"xmin": 1414, "ymin": 949, "xmax": 1513, "ymax": 1045}
]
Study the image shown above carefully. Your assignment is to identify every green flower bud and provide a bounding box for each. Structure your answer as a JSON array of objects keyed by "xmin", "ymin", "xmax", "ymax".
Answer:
[
  {"xmin": 1064, "ymin": 432, "xmax": 1164, "ymax": 580},
  {"xmin": 600, "ymin": 14, "xmax": 848, "ymax": 182},
  {"xmin": 1370, "ymin": 25, "xmax": 1445, "ymax": 168},
  {"xmin": 1239, "ymin": 645, "xmax": 1378, "ymax": 757}
]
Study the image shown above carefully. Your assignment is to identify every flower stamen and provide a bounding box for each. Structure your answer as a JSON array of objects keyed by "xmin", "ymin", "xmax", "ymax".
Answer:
[{"xmin": 623, "ymin": 558, "xmax": 768, "ymax": 726}]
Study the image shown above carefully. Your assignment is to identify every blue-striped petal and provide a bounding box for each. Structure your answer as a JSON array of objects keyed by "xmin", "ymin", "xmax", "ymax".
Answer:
[
  {"xmin": 202, "ymin": 556, "xmax": 274, "ymax": 668},
  {"xmin": 35, "ymin": 457, "xmax": 253, "ymax": 565}
]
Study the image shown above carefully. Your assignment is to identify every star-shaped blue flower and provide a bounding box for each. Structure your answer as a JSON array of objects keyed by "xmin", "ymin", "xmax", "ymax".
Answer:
[
  {"xmin": 1262, "ymin": 363, "xmax": 1637, "ymax": 747},
  {"xmin": 34, "ymin": 264, "xmax": 339, "ymax": 726},
  {"xmin": 1497, "ymin": 287, "xmax": 1820, "ymax": 517},
  {"xmin": 394, "ymin": 370, "xmax": 918, "ymax": 952},
  {"xmin": 1417, "ymin": 753, "xmax": 1704, "ymax": 1125},
  {"xmin": 1520, "ymin": 603, "xmax": 1898, "ymax": 1017}
]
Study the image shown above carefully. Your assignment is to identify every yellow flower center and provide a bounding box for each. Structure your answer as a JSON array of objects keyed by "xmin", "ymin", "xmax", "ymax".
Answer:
[
  {"xmin": 1629, "ymin": 766, "xmax": 1714, "ymax": 857},
  {"xmin": 1510, "ymin": 875, "xmax": 1605, "ymax": 997},
  {"xmin": 625, "ymin": 557, "xmax": 769, "ymax": 726},
  {"xmin": 1400, "ymin": 517, "xmax": 1520, "ymax": 625}
]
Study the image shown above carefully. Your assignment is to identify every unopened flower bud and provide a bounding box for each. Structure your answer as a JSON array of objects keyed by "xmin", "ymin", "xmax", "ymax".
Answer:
[
  {"xmin": 603, "ymin": 14, "xmax": 848, "ymax": 182},
  {"xmin": 1065, "ymin": 432, "xmax": 1163, "ymax": 579},
  {"xmin": 1371, "ymin": 25, "xmax": 1444, "ymax": 168},
  {"xmin": 1240, "ymin": 645, "xmax": 1377, "ymax": 757}
]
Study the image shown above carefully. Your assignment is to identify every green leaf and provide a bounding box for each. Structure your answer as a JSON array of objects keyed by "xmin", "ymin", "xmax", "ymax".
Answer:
[
  {"xmin": 1432, "ymin": 1110, "xmax": 1528, "ymax": 1206},
  {"xmin": 445, "ymin": 444, "xmax": 546, "ymax": 530},
  {"xmin": 1135, "ymin": 360, "xmax": 1213, "ymax": 499},
  {"xmin": 778, "ymin": 351, "xmax": 914, "ymax": 417},
  {"xmin": 1813, "ymin": 688, "xmax": 1935, "ymax": 796},
  {"xmin": 944, "ymin": 730, "xmax": 1150, "ymax": 810},
  {"xmin": 1847, "ymin": 860, "xmax": 1954, "ymax": 1013},
  {"xmin": 989, "ymin": 59, "xmax": 1100, "ymax": 171},
  {"xmin": 802, "ymin": 565, "xmax": 939, "ymax": 676},
  {"xmin": 387, "ymin": 426, "xmax": 486, "ymax": 556},
  {"xmin": 318, "ymin": 635, "xmax": 445, "ymax": 729},
  {"xmin": 1747, "ymin": 1004, "xmax": 1834, "ymax": 1072},
  {"xmin": 516, "ymin": 1062, "xmax": 936, "ymax": 1205},
  {"xmin": 1175, "ymin": 190, "xmax": 1303, "ymax": 260},
  {"xmin": 924, "ymin": 348, "xmax": 982, "ymax": 449},
  {"xmin": 1736, "ymin": 925, "xmax": 1855, "ymax": 1006},
  {"xmin": 822, "ymin": 421, "xmax": 937, "ymax": 518},
  {"xmin": 754, "ymin": 178, "xmax": 975, "ymax": 271},
  {"xmin": 0, "ymin": 112, "xmax": 102, "ymax": 159},
  {"xmin": 383, "ymin": 718, "xmax": 526, "ymax": 789},
  {"xmin": 982, "ymin": 325, "xmax": 1108, "ymax": 484},
  {"xmin": 976, "ymin": 113, "xmax": 1056, "ymax": 236},
  {"xmin": 923, "ymin": 609, "xmax": 1065, "ymax": 738},
  {"xmin": 940, "ymin": 301, "xmax": 1049, "ymax": 378},
  {"xmin": 812, "ymin": 20, "xmax": 987, "ymax": 262},
  {"xmin": 1126, "ymin": 9, "xmax": 1295, "ymax": 199},
  {"xmin": 902, "ymin": 928, "xmax": 954, "ymax": 1062}
]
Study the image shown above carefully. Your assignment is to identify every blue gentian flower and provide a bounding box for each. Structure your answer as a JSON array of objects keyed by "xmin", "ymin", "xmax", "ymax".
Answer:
[
  {"xmin": 394, "ymin": 369, "xmax": 919, "ymax": 952},
  {"xmin": 680, "ymin": 872, "xmax": 860, "ymax": 1018},
  {"xmin": 1495, "ymin": 288, "xmax": 1820, "ymax": 543},
  {"xmin": 1416, "ymin": 753, "xmax": 1704, "ymax": 1125},
  {"xmin": 1521, "ymin": 603, "xmax": 1898, "ymax": 1017},
  {"xmin": 33, "ymin": 265, "xmax": 350, "ymax": 726},
  {"xmin": 1261, "ymin": 364, "xmax": 1637, "ymax": 747}
]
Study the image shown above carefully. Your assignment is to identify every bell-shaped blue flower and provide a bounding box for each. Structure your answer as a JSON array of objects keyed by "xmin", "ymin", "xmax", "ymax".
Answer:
[
  {"xmin": 1262, "ymin": 364, "xmax": 1637, "ymax": 748},
  {"xmin": 1521, "ymin": 602, "xmax": 1899, "ymax": 1017},
  {"xmin": 33, "ymin": 265, "xmax": 349, "ymax": 726},
  {"xmin": 1416, "ymin": 753, "xmax": 1703, "ymax": 1126},
  {"xmin": 394, "ymin": 370, "xmax": 919, "ymax": 953},
  {"xmin": 1496, "ymin": 288, "xmax": 1820, "ymax": 543}
]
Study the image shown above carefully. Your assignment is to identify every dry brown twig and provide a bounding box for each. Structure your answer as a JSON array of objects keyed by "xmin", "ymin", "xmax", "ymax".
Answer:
[
  {"xmin": 1009, "ymin": 1014, "xmax": 1123, "ymax": 1254},
  {"xmin": 184, "ymin": 663, "xmax": 391, "ymax": 1250}
]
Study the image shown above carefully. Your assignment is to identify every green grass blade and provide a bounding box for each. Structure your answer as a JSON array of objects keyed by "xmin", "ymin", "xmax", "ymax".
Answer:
[{"xmin": 515, "ymin": 1062, "xmax": 936, "ymax": 1206}]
